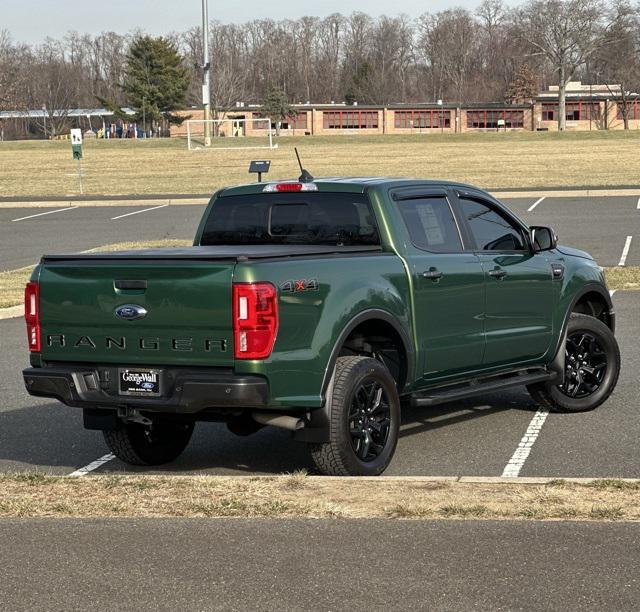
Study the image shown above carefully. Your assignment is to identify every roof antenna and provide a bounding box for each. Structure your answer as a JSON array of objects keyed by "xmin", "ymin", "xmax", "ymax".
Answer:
[{"xmin": 295, "ymin": 147, "xmax": 314, "ymax": 183}]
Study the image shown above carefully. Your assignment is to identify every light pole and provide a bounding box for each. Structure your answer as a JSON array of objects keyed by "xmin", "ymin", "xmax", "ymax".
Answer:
[{"xmin": 202, "ymin": 0, "xmax": 211, "ymax": 146}]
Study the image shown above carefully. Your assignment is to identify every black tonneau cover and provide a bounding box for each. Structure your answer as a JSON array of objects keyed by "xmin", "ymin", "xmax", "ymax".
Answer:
[{"xmin": 41, "ymin": 244, "xmax": 383, "ymax": 263}]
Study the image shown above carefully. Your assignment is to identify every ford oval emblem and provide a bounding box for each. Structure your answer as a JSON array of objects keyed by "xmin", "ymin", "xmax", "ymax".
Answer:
[{"xmin": 115, "ymin": 304, "xmax": 147, "ymax": 321}]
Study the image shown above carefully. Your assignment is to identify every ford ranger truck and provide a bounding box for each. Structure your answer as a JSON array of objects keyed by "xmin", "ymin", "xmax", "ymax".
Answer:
[{"xmin": 22, "ymin": 179, "xmax": 620, "ymax": 476}]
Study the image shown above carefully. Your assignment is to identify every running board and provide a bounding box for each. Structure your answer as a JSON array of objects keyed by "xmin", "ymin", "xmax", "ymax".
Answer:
[{"xmin": 410, "ymin": 369, "xmax": 557, "ymax": 407}]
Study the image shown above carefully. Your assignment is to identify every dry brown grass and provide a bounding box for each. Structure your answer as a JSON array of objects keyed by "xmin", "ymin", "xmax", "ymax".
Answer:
[
  {"xmin": 605, "ymin": 266, "xmax": 640, "ymax": 290},
  {"xmin": 0, "ymin": 239, "xmax": 191, "ymax": 308},
  {"xmin": 0, "ymin": 474, "xmax": 638, "ymax": 520},
  {"xmin": 2, "ymin": 131, "xmax": 640, "ymax": 197}
]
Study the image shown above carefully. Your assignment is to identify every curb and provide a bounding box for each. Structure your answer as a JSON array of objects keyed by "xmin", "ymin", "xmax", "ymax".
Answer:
[
  {"xmin": 490, "ymin": 188, "xmax": 640, "ymax": 199},
  {"xmin": 0, "ymin": 305, "xmax": 23, "ymax": 321},
  {"xmin": 0, "ymin": 197, "xmax": 208, "ymax": 209},
  {"xmin": 52, "ymin": 473, "xmax": 640, "ymax": 485}
]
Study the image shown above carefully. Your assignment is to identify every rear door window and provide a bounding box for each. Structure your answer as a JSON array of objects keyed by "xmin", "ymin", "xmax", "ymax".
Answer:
[{"xmin": 397, "ymin": 197, "xmax": 463, "ymax": 252}]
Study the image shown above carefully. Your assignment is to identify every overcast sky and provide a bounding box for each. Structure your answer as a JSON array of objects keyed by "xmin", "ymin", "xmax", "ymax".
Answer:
[{"xmin": 4, "ymin": 0, "xmax": 521, "ymax": 44}]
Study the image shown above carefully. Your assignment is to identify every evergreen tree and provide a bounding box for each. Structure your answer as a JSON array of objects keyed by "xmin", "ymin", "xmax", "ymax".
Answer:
[
  {"xmin": 261, "ymin": 88, "xmax": 296, "ymax": 135},
  {"xmin": 100, "ymin": 36, "xmax": 189, "ymax": 131}
]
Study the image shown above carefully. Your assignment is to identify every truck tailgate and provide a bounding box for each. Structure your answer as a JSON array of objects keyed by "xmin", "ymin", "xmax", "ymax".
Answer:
[{"xmin": 38, "ymin": 260, "xmax": 235, "ymax": 367}]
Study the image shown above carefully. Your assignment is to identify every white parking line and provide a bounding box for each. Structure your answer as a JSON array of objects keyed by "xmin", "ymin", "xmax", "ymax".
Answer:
[
  {"xmin": 111, "ymin": 204, "xmax": 168, "ymax": 220},
  {"xmin": 636, "ymin": 197, "xmax": 640, "ymax": 210},
  {"xmin": 618, "ymin": 236, "xmax": 632, "ymax": 267},
  {"xmin": 11, "ymin": 207, "xmax": 78, "ymax": 222},
  {"xmin": 501, "ymin": 408, "xmax": 550, "ymax": 477},
  {"xmin": 527, "ymin": 197, "xmax": 545, "ymax": 212},
  {"xmin": 67, "ymin": 453, "xmax": 116, "ymax": 477}
]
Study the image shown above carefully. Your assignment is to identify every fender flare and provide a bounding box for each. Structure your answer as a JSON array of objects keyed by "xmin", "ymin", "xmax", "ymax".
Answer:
[
  {"xmin": 320, "ymin": 308, "xmax": 414, "ymax": 397},
  {"xmin": 294, "ymin": 308, "xmax": 414, "ymax": 444},
  {"xmin": 548, "ymin": 282, "xmax": 615, "ymax": 378}
]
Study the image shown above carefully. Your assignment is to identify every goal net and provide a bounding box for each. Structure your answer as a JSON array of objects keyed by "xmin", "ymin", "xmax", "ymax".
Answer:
[{"xmin": 185, "ymin": 118, "xmax": 276, "ymax": 150}]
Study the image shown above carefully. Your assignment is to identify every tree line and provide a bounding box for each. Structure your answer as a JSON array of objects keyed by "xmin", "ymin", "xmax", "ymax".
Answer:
[{"xmin": 1, "ymin": 0, "xmax": 639, "ymax": 135}]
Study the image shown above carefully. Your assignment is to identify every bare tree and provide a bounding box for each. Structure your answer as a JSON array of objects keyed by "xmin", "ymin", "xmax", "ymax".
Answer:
[
  {"xmin": 518, "ymin": 0, "xmax": 628, "ymax": 130},
  {"xmin": 592, "ymin": 5, "xmax": 640, "ymax": 128}
]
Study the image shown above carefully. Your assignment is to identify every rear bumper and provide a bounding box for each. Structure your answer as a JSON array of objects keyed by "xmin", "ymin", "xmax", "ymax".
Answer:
[{"xmin": 23, "ymin": 365, "xmax": 268, "ymax": 414}]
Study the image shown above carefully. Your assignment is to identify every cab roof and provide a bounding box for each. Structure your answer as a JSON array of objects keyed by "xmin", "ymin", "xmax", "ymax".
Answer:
[{"xmin": 218, "ymin": 177, "xmax": 480, "ymax": 197}]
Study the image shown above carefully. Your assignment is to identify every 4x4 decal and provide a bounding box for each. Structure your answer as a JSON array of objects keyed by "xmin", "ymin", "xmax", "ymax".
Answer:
[{"xmin": 279, "ymin": 279, "xmax": 319, "ymax": 292}]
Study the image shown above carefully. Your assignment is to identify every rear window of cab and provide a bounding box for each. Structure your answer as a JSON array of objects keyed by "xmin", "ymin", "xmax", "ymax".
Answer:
[{"xmin": 200, "ymin": 193, "xmax": 380, "ymax": 246}]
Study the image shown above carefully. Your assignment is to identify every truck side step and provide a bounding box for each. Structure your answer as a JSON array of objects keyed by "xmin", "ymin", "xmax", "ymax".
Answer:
[{"xmin": 410, "ymin": 369, "xmax": 557, "ymax": 407}]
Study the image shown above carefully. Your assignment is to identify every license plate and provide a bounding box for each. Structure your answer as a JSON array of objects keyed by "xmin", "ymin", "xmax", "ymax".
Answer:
[{"xmin": 118, "ymin": 368, "xmax": 162, "ymax": 396}]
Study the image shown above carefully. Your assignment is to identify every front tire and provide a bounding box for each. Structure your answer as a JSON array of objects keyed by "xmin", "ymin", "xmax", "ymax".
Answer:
[
  {"xmin": 310, "ymin": 356, "xmax": 400, "ymax": 476},
  {"xmin": 528, "ymin": 313, "xmax": 620, "ymax": 412},
  {"xmin": 103, "ymin": 419, "xmax": 194, "ymax": 466}
]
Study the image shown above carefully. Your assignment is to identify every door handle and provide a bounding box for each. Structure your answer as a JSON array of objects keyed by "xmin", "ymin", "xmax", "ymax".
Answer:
[
  {"xmin": 489, "ymin": 268, "xmax": 507, "ymax": 280},
  {"xmin": 422, "ymin": 268, "xmax": 443, "ymax": 280}
]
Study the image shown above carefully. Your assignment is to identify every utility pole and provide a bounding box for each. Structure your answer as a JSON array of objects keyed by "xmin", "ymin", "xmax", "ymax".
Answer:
[{"xmin": 202, "ymin": 0, "xmax": 211, "ymax": 146}]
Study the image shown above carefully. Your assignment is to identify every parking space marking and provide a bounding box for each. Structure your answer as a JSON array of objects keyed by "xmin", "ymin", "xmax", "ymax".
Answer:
[
  {"xmin": 618, "ymin": 236, "xmax": 632, "ymax": 266},
  {"xmin": 111, "ymin": 204, "xmax": 169, "ymax": 220},
  {"xmin": 501, "ymin": 408, "xmax": 550, "ymax": 477},
  {"xmin": 527, "ymin": 197, "xmax": 545, "ymax": 212},
  {"xmin": 68, "ymin": 453, "xmax": 115, "ymax": 477},
  {"xmin": 11, "ymin": 207, "xmax": 78, "ymax": 222},
  {"xmin": 637, "ymin": 197, "xmax": 640, "ymax": 210}
]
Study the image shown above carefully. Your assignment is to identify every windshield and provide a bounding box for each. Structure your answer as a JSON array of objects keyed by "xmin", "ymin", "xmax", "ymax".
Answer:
[{"xmin": 199, "ymin": 193, "xmax": 380, "ymax": 246}]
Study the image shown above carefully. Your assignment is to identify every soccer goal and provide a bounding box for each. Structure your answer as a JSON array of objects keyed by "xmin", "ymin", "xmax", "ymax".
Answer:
[{"xmin": 185, "ymin": 117, "xmax": 276, "ymax": 150}]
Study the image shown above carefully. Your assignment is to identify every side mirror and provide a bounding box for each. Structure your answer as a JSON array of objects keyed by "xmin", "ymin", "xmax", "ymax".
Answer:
[{"xmin": 530, "ymin": 226, "xmax": 558, "ymax": 252}]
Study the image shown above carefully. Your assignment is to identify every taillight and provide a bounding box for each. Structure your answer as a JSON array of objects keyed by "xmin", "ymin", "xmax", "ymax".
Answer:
[
  {"xmin": 233, "ymin": 282, "xmax": 278, "ymax": 359},
  {"xmin": 24, "ymin": 281, "xmax": 41, "ymax": 353}
]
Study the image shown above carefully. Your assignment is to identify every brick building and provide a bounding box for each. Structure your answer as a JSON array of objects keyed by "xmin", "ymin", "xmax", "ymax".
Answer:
[{"xmin": 171, "ymin": 82, "xmax": 639, "ymax": 139}]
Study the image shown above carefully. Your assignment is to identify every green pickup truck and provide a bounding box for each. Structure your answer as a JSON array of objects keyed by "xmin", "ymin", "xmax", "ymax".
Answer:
[{"xmin": 23, "ymin": 178, "xmax": 620, "ymax": 475}]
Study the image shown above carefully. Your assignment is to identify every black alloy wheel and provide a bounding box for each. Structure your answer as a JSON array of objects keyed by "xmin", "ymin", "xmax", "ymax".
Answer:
[
  {"xmin": 560, "ymin": 331, "xmax": 608, "ymax": 399},
  {"xmin": 348, "ymin": 379, "xmax": 392, "ymax": 462},
  {"xmin": 527, "ymin": 313, "xmax": 620, "ymax": 413}
]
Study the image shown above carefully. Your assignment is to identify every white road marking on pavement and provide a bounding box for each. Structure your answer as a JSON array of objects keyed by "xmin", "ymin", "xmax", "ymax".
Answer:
[
  {"xmin": 637, "ymin": 197, "xmax": 640, "ymax": 210},
  {"xmin": 68, "ymin": 453, "xmax": 116, "ymax": 477},
  {"xmin": 609, "ymin": 290, "xmax": 616, "ymax": 297},
  {"xmin": 618, "ymin": 236, "xmax": 632, "ymax": 267},
  {"xmin": 501, "ymin": 408, "xmax": 550, "ymax": 477},
  {"xmin": 11, "ymin": 207, "xmax": 78, "ymax": 222},
  {"xmin": 111, "ymin": 204, "xmax": 168, "ymax": 220},
  {"xmin": 527, "ymin": 197, "xmax": 545, "ymax": 212}
]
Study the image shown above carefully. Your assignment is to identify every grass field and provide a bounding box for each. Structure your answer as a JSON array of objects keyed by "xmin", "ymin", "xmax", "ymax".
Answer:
[
  {"xmin": 2, "ymin": 131, "xmax": 640, "ymax": 197},
  {"xmin": 1, "ymin": 473, "xmax": 638, "ymax": 520}
]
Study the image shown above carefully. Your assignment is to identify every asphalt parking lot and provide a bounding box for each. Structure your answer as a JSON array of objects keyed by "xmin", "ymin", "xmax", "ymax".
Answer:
[
  {"xmin": 0, "ymin": 193, "xmax": 638, "ymax": 478},
  {"xmin": 2, "ymin": 519, "xmax": 638, "ymax": 610}
]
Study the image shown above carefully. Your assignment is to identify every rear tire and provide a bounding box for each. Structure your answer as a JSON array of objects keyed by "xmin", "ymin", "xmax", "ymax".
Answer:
[
  {"xmin": 103, "ymin": 419, "xmax": 194, "ymax": 466},
  {"xmin": 310, "ymin": 356, "xmax": 400, "ymax": 476},
  {"xmin": 527, "ymin": 313, "xmax": 620, "ymax": 413}
]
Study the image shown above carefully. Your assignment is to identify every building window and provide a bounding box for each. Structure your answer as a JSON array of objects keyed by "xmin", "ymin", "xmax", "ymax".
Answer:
[
  {"xmin": 323, "ymin": 111, "xmax": 379, "ymax": 129},
  {"xmin": 252, "ymin": 113, "xmax": 308, "ymax": 130},
  {"xmin": 541, "ymin": 101, "xmax": 600, "ymax": 121},
  {"xmin": 394, "ymin": 110, "xmax": 451, "ymax": 129},
  {"xmin": 466, "ymin": 110, "xmax": 524, "ymax": 129}
]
